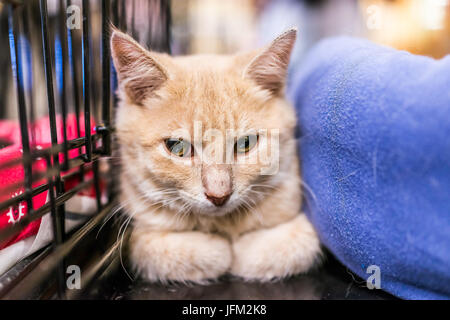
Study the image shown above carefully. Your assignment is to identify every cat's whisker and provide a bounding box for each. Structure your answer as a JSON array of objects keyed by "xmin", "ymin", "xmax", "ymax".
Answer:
[
  {"xmin": 116, "ymin": 209, "xmax": 139, "ymax": 281},
  {"xmin": 242, "ymin": 195, "xmax": 264, "ymax": 226},
  {"xmin": 119, "ymin": 220, "xmax": 134, "ymax": 281},
  {"xmin": 174, "ymin": 206, "xmax": 187, "ymax": 224},
  {"xmin": 174, "ymin": 201, "xmax": 193, "ymax": 224},
  {"xmin": 176, "ymin": 204, "xmax": 189, "ymax": 223},
  {"xmin": 142, "ymin": 189, "xmax": 180, "ymax": 201},
  {"xmin": 97, "ymin": 194, "xmax": 146, "ymax": 237},
  {"xmin": 299, "ymin": 180, "xmax": 318, "ymax": 203},
  {"xmin": 96, "ymin": 202, "xmax": 127, "ymax": 239},
  {"xmin": 299, "ymin": 179, "xmax": 324, "ymax": 216},
  {"xmin": 247, "ymin": 188, "xmax": 272, "ymax": 200}
]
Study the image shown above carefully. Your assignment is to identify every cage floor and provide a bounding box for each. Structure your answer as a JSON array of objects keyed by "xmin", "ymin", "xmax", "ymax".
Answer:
[{"xmin": 84, "ymin": 254, "xmax": 395, "ymax": 300}]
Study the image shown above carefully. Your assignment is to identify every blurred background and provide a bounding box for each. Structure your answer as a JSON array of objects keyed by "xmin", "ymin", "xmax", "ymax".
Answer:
[{"xmin": 170, "ymin": 0, "xmax": 450, "ymax": 61}]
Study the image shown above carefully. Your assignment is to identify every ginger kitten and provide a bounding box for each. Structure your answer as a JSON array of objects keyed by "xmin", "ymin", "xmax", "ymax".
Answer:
[{"xmin": 111, "ymin": 28, "xmax": 321, "ymax": 283}]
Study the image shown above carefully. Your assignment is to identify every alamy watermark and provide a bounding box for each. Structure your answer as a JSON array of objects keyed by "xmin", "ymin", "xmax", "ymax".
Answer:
[
  {"xmin": 66, "ymin": 265, "xmax": 81, "ymax": 290},
  {"xmin": 66, "ymin": 5, "xmax": 81, "ymax": 30},
  {"xmin": 365, "ymin": 264, "xmax": 381, "ymax": 290}
]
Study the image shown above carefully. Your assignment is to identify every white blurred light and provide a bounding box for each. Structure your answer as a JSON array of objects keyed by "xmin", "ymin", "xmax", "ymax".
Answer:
[{"xmin": 421, "ymin": 0, "xmax": 448, "ymax": 30}]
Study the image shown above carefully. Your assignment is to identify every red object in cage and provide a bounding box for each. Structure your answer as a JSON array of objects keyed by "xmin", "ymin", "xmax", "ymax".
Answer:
[{"xmin": 0, "ymin": 114, "xmax": 99, "ymax": 250}]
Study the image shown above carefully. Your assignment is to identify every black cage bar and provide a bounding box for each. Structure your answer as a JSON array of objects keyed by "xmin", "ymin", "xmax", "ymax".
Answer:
[{"xmin": 0, "ymin": 0, "xmax": 171, "ymax": 299}]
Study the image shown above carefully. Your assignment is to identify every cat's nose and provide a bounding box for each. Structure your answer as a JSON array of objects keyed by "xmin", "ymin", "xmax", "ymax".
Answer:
[
  {"xmin": 205, "ymin": 192, "xmax": 231, "ymax": 207},
  {"xmin": 202, "ymin": 164, "xmax": 232, "ymax": 207}
]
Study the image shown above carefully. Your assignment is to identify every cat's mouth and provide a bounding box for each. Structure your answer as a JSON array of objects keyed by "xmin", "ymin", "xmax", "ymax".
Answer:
[
  {"xmin": 176, "ymin": 189, "xmax": 242, "ymax": 217},
  {"xmin": 174, "ymin": 186, "xmax": 268, "ymax": 218}
]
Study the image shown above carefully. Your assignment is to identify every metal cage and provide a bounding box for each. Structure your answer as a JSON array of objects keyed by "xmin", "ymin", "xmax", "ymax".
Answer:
[{"xmin": 0, "ymin": 0, "xmax": 170, "ymax": 299}]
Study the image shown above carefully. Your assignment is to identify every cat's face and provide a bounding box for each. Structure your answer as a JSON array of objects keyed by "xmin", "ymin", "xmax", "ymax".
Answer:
[{"xmin": 112, "ymin": 29, "xmax": 298, "ymax": 217}]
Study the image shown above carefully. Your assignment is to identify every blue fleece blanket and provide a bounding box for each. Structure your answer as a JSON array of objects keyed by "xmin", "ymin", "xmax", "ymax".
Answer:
[{"xmin": 289, "ymin": 37, "xmax": 450, "ymax": 300}]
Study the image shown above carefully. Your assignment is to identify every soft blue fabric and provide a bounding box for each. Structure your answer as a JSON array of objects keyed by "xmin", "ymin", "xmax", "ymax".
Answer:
[{"xmin": 289, "ymin": 37, "xmax": 450, "ymax": 300}]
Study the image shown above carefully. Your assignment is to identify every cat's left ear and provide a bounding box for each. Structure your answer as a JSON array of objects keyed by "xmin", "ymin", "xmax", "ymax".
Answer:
[
  {"xmin": 243, "ymin": 28, "xmax": 297, "ymax": 96},
  {"xmin": 111, "ymin": 29, "xmax": 168, "ymax": 105}
]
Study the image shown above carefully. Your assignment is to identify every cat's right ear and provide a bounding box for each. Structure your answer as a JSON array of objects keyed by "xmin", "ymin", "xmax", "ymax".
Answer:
[{"xmin": 111, "ymin": 30, "xmax": 168, "ymax": 105}]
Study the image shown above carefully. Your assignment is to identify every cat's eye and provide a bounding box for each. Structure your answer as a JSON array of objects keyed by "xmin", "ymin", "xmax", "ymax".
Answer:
[
  {"xmin": 164, "ymin": 138, "xmax": 193, "ymax": 157},
  {"xmin": 235, "ymin": 135, "xmax": 258, "ymax": 154}
]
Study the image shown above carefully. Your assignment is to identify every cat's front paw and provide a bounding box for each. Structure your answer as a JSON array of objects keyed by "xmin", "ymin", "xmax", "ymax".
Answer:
[
  {"xmin": 230, "ymin": 214, "xmax": 321, "ymax": 281},
  {"xmin": 130, "ymin": 229, "xmax": 232, "ymax": 284}
]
